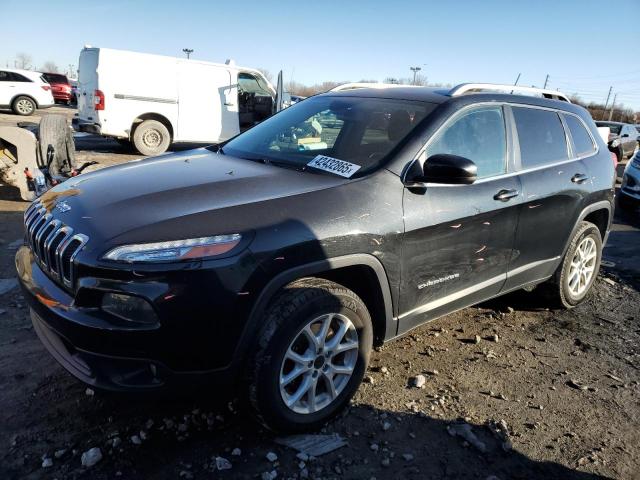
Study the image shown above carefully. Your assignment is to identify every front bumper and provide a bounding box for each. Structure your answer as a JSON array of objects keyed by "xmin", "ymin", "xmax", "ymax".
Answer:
[
  {"xmin": 72, "ymin": 117, "xmax": 101, "ymax": 135},
  {"xmin": 15, "ymin": 245, "xmax": 244, "ymax": 392}
]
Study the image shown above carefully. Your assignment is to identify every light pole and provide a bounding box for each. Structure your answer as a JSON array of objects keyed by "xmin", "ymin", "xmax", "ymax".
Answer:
[
  {"xmin": 410, "ymin": 66, "xmax": 422, "ymax": 85},
  {"xmin": 183, "ymin": 48, "xmax": 194, "ymax": 59}
]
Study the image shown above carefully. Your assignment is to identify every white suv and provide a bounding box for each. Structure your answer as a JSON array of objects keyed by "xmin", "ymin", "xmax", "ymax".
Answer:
[{"xmin": 0, "ymin": 68, "xmax": 54, "ymax": 116}]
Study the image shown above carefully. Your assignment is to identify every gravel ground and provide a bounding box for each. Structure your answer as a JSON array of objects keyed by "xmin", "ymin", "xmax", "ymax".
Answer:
[{"xmin": 0, "ymin": 108, "xmax": 639, "ymax": 480}]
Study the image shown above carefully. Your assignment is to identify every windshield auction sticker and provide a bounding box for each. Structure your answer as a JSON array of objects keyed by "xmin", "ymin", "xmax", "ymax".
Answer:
[{"xmin": 307, "ymin": 155, "xmax": 361, "ymax": 178}]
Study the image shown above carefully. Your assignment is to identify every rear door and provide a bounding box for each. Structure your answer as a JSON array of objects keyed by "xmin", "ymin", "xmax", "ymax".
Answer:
[
  {"xmin": 77, "ymin": 49, "xmax": 99, "ymax": 120},
  {"xmin": 622, "ymin": 125, "xmax": 637, "ymax": 156},
  {"xmin": 503, "ymin": 106, "xmax": 593, "ymax": 290},
  {"xmin": 177, "ymin": 64, "xmax": 238, "ymax": 142},
  {"xmin": 399, "ymin": 104, "xmax": 521, "ymax": 334}
]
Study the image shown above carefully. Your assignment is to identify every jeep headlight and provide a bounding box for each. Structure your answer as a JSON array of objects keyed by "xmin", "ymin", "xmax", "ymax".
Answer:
[{"xmin": 103, "ymin": 234, "xmax": 242, "ymax": 263}]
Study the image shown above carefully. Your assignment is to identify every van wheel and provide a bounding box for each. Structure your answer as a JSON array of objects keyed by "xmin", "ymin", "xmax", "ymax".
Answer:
[
  {"xmin": 12, "ymin": 96, "xmax": 36, "ymax": 116},
  {"xmin": 37, "ymin": 114, "xmax": 77, "ymax": 176},
  {"xmin": 246, "ymin": 278, "xmax": 373, "ymax": 432},
  {"xmin": 132, "ymin": 120, "xmax": 170, "ymax": 156},
  {"xmin": 546, "ymin": 221, "xmax": 602, "ymax": 308}
]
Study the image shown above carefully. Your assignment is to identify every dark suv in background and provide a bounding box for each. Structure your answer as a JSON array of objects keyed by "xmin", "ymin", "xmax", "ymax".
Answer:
[{"xmin": 16, "ymin": 83, "xmax": 615, "ymax": 432}]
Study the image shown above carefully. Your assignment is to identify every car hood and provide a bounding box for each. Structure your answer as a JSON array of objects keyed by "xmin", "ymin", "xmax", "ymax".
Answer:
[{"xmin": 41, "ymin": 148, "xmax": 348, "ymax": 248}]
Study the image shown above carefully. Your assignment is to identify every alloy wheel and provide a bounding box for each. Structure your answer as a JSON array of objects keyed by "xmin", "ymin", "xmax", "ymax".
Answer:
[
  {"xmin": 567, "ymin": 236, "xmax": 597, "ymax": 297},
  {"xmin": 279, "ymin": 313, "xmax": 359, "ymax": 414},
  {"xmin": 16, "ymin": 99, "xmax": 34, "ymax": 115}
]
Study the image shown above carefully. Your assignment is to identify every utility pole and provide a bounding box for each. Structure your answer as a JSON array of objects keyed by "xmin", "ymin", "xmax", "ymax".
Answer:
[
  {"xmin": 543, "ymin": 74, "xmax": 549, "ymax": 89},
  {"xmin": 601, "ymin": 86, "xmax": 613, "ymax": 120},
  {"xmin": 182, "ymin": 48, "xmax": 194, "ymax": 59},
  {"xmin": 410, "ymin": 66, "xmax": 422, "ymax": 85},
  {"xmin": 608, "ymin": 93, "xmax": 617, "ymax": 121}
]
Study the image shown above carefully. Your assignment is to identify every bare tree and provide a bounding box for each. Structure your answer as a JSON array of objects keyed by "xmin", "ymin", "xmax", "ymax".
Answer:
[
  {"xmin": 257, "ymin": 68, "xmax": 273, "ymax": 83},
  {"xmin": 15, "ymin": 52, "xmax": 33, "ymax": 70},
  {"xmin": 41, "ymin": 61, "xmax": 59, "ymax": 73}
]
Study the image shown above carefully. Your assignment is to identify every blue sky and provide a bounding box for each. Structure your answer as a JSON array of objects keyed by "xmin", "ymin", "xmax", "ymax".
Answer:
[{"xmin": 2, "ymin": 0, "xmax": 639, "ymax": 110}]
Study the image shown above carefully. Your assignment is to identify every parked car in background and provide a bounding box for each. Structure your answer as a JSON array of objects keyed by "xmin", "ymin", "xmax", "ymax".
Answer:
[
  {"xmin": 42, "ymin": 73, "xmax": 73, "ymax": 105},
  {"xmin": 16, "ymin": 83, "xmax": 615, "ymax": 432},
  {"xmin": 619, "ymin": 149, "xmax": 640, "ymax": 209},
  {"xmin": 69, "ymin": 79, "xmax": 78, "ymax": 105},
  {"xmin": 595, "ymin": 121, "xmax": 639, "ymax": 162},
  {"xmin": 73, "ymin": 47, "xmax": 283, "ymax": 156},
  {"xmin": 0, "ymin": 68, "xmax": 54, "ymax": 115}
]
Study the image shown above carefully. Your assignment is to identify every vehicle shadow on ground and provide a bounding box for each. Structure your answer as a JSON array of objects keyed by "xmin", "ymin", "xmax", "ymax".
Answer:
[{"xmin": 6, "ymin": 381, "xmax": 614, "ymax": 479}]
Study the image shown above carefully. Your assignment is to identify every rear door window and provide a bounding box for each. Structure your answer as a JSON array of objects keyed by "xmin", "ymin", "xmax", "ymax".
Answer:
[
  {"xmin": 513, "ymin": 107, "xmax": 568, "ymax": 168},
  {"xmin": 0, "ymin": 71, "xmax": 9, "ymax": 81},
  {"xmin": 425, "ymin": 105, "xmax": 507, "ymax": 178},
  {"xmin": 563, "ymin": 114, "xmax": 595, "ymax": 157}
]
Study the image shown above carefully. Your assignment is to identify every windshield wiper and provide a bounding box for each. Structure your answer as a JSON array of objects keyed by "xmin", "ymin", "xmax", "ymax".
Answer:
[{"xmin": 242, "ymin": 156, "xmax": 304, "ymax": 171}]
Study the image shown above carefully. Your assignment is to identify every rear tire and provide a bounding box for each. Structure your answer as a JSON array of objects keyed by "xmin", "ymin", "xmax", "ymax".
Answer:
[
  {"xmin": 37, "ymin": 114, "xmax": 77, "ymax": 176},
  {"xmin": 246, "ymin": 278, "xmax": 373, "ymax": 432},
  {"xmin": 545, "ymin": 221, "xmax": 602, "ymax": 308},
  {"xmin": 12, "ymin": 96, "xmax": 36, "ymax": 116},
  {"xmin": 132, "ymin": 120, "xmax": 170, "ymax": 156}
]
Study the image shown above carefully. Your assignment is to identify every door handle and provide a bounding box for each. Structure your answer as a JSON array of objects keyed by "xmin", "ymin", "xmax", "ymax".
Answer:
[
  {"xmin": 224, "ymin": 102, "xmax": 235, "ymax": 106},
  {"xmin": 571, "ymin": 173, "xmax": 589, "ymax": 184},
  {"xmin": 494, "ymin": 189, "xmax": 519, "ymax": 202}
]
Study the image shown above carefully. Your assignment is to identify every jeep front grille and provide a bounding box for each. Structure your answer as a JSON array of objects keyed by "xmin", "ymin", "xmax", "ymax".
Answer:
[{"xmin": 23, "ymin": 201, "xmax": 89, "ymax": 288}]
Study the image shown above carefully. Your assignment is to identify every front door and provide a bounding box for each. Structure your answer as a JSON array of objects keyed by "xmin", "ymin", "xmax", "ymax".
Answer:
[{"xmin": 399, "ymin": 105, "xmax": 521, "ymax": 335}]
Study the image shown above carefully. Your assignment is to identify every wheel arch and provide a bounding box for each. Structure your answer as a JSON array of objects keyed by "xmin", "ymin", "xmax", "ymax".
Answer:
[
  {"xmin": 235, "ymin": 254, "xmax": 395, "ymax": 367},
  {"xmin": 562, "ymin": 201, "xmax": 612, "ymax": 257},
  {"xmin": 130, "ymin": 112, "xmax": 174, "ymax": 141},
  {"xmin": 11, "ymin": 94, "xmax": 39, "ymax": 109}
]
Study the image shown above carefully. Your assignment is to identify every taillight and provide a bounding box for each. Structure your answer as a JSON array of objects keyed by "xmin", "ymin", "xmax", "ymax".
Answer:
[
  {"xmin": 94, "ymin": 89, "xmax": 105, "ymax": 110},
  {"xmin": 41, "ymin": 85, "xmax": 51, "ymax": 91},
  {"xmin": 611, "ymin": 151, "xmax": 618, "ymax": 169}
]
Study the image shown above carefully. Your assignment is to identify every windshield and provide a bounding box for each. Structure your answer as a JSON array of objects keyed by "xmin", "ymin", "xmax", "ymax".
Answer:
[
  {"xmin": 596, "ymin": 122, "xmax": 622, "ymax": 134},
  {"xmin": 222, "ymin": 96, "xmax": 434, "ymax": 177}
]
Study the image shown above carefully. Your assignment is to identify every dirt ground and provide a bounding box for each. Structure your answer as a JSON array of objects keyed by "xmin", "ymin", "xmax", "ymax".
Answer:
[{"xmin": 0, "ymin": 108, "xmax": 639, "ymax": 480}]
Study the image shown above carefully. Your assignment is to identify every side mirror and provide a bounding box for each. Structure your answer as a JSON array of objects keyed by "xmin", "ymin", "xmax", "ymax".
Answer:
[{"xmin": 405, "ymin": 154, "xmax": 477, "ymax": 186}]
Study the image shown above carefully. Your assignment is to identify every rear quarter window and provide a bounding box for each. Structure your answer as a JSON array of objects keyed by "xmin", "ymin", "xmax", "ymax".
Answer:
[
  {"xmin": 563, "ymin": 114, "xmax": 595, "ymax": 157},
  {"xmin": 513, "ymin": 107, "xmax": 568, "ymax": 168}
]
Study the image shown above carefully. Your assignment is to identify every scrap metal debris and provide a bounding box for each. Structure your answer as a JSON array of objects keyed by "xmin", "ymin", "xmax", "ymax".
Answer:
[{"xmin": 275, "ymin": 434, "xmax": 347, "ymax": 457}]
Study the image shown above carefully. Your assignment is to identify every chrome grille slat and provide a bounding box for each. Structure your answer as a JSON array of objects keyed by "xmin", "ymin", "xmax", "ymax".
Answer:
[
  {"xmin": 22, "ymin": 201, "xmax": 89, "ymax": 289},
  {"xmin": 34, "ymin": 214, "xmax": 54, "ymax": 260}
]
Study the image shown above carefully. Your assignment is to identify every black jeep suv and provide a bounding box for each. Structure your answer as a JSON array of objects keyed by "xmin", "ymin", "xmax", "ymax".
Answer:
[{"xmin": 16, "ymin": 84, "xmax": 615, "ymax": 431}]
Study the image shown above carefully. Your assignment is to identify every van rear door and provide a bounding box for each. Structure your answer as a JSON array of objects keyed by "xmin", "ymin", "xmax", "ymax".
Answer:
[
  {"xmin": 77, "ymin": 48, "xmax": 99, "ymax": 120},
  {"xmin": 177, "ymin": 63, "xmax": 239, "ymax": 142}
]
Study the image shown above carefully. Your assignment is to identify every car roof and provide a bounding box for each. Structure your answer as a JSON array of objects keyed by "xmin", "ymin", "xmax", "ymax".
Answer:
[
  {"xmin": 316, "ymin": 85, "xmax": 586, "ymax": 116},
  {"xmin": 318, "ymin": 86, "xmax": 450, "ymax": 104},
  {"xmin": 2, "ymin": 68, "xmax": 44, "ymax": 80}
]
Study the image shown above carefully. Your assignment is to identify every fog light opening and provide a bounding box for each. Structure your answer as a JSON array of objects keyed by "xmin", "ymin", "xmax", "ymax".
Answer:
[{"xmin": 101, "ymin": 293, "xmax": 158, "ymax": 325}]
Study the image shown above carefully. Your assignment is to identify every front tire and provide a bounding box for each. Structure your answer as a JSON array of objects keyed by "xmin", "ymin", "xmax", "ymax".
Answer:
[
  {"xmin": 12, "ymin": 96, "xmax": 36, "ymax": 116},
  {"xmin": 132, "ymin": 120, "xmax": 170, "ymax": 156},
  {"xmin": 246, "ymin": 278, "xmax": 373, "ymax": 432},
  {"xmin": 547, "ymin": 221, "xmax": 602, "ymax": 308}
]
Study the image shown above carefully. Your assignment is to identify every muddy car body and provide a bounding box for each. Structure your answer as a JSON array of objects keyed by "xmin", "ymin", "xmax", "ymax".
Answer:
[{"xmin": 16, "ymin": 84, "xmax": 615, "ymax": 431}]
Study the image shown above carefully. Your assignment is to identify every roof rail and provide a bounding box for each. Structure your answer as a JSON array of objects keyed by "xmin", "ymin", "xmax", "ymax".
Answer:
[
  {"xmin": 449, "ymin": 83, "xmax": 571, "ymax": 103},
  {"xmin": 329, "ymin": 82, "xmax": 417, "ymax": 92}
]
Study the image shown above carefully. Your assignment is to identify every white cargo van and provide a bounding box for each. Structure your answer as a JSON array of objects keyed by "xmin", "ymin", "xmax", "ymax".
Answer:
[{"xmin": 73, "ymin": 47, "xmax": 283, "ymax": 155}]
